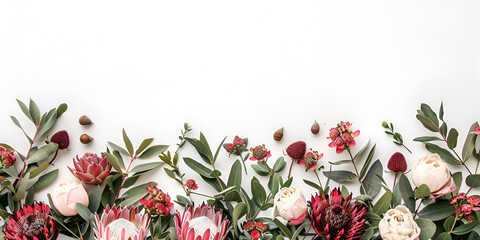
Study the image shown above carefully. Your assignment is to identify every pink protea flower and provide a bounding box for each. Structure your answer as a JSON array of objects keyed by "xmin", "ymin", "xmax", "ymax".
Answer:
[
  {"xmin": 68, "ymin": 153, "xmax": 112, "ymax": 184},
  {"xmin": 249, "ymin": 144, "xmax": 272, "ymax": 162},
  {"xmin": 299, "ymin": 151, "xmax": 323, "ymax": 171},
  {"xmin": 184, "ymin": 179, "xmax": 199, "ymax": 190},
  {"xmin": 174, "ymin": 204, "xmax": 232, "ymax": 240},
  {"xmin": 3, "ymin": 202, "xmax": 59, "ymax": 240},
  {"xmin": 309, "ymin": 188, "xmax": 367, "ymax": 240},
  {"xmin": 327, "ymin": 122, "xmax": 360, "ymax": 154},
  {"xmin": 140, "ymin": 185, "xmax": 174, "ymax": 215},
  {"xmin": 93, "ymin": 205, "xmax": 150, "ymax": 240},
  {"xmin": 0, "ymin": 146, "xmax": 16, "ymax": 168}
]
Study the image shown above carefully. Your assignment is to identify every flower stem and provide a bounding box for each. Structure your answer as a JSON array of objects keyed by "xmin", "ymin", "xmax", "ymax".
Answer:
[
  {"xmin": 392, "ymin": 173, "xmax": 398, "ymax": 189},
  {"xmin": 114, "ymin": 154, "xmax": 137, "ymax": 201},
  {"xmin": 346, "ymin": 148, "xmax": 367, "ymax": 194},
  {"xmin": 18, "ymin": 114, "xmax": 45, "ymax": 182},
  {"xmin": 402, "ymin": 144, "xmax": 412, "ymax": 154},
  {"xmin": 413, "ymin": 200, "xmax": 422, "ymax": 218},
  {"xmin": 76, "ymin": 221, "xmax": 84, "ymax": 240},
  {"xmin": 449, "ymin": 216, "xmax": 458, "ymax": 233},
  {"xmin": 189, "ymin": 191, "xmax": 216, "ymax": 199},
  {"xmin": 287, "ymin": 159, "xmax": 295, "ymax": 179},
  {"xmin": 438, "ymin": 129, "xmax": 472, "ymax": 174},
  {"xmin": 313, "ymin": 170, "xmax": 323, "ymax": 189}
]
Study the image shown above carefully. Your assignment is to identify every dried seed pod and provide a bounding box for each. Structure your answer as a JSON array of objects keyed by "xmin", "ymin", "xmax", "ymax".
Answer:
[
  {"xmin": 274, "ymin": 127, "xmax": 284, "ymax": 141},
  {"xmin": 80, "ymin": 134, "xmax": 93, "ymax": 144},
  {"xmin": 311, "ymin": 120, "xmax": 320, "ymax": 134},
  {"xmin": 79, "ymin": 115, "xmax": 93, "ymax": 125}
]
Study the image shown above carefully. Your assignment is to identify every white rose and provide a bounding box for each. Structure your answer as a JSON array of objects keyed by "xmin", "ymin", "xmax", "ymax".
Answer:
[
  {"xmin": 379, "ymin": 206, "xmax": 420, "ymax": 240},
  {"xmin": 412, "ymin": 153, "xmax": 455, "ymax": 196},
  {"xmin": 273, "ymin": 186, "xmax": 308, "ymax": 225},
  {"xmin": 52, "ymin": 181, "xmax": 89, "ymax": 216}
]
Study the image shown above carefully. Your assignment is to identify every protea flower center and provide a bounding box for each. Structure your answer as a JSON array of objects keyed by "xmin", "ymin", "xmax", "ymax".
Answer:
[
  {"xmin": 324, "ymin": 205, "xmax": 350, "ymax": 231},
  {"xmin": 188, "ymin": 216, "xmax": 220, "ymax": 239},
  {"xmin": 22, "ymin": 215, "xmax": 46, "ymax": 238},
  {"xmin": 106, "ymin": 219, "xmax": 140, "ymax": 240},
  {"xmin": 251, "ymin": 145, "xmax": 268, "ymax": 160}
]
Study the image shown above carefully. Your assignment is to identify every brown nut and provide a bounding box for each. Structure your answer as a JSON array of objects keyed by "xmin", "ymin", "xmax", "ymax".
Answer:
[
  {"xmin": 80, "ymin": 134, "xmax": 93, "ymax": 144},
  {"xmin": 79, "ymin": 115, "xmax": 93, "ymax": 125},
  {"xmin": 274, "ymin": 127, "xmax": 284, "ymax": 141},
  {"xmin": 311, "ymin": 120, "xmax": 320, "ymax": 134}
]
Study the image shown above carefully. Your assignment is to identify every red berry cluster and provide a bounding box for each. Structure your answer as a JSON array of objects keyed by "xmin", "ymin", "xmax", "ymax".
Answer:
[
  {"xmin": 450, "ymin": 193, "xmax": 480, "ymax": 222},
  {"xmin": 243, "ymin": 221, "xmax": 267, "ymax": 240},
  {"xmin": 140, "ymin": 184, "xmax": 174, "ymax": 216},
  {"xmin": 183, "ymin": 179, "xmax": 198, "ymax": 190},
  {"xmin": 226, "ymin": 137, "xmax": 246, "ymax": 155}
]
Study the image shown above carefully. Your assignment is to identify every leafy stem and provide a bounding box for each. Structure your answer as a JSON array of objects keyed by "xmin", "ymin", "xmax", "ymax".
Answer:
[
  {"xmin": 18, "ymin": 114, "xmax": 46, "ymax": 183},
  {"xmin": 346, "ymin": 148, "xmax": 367, "ymax": 194}
]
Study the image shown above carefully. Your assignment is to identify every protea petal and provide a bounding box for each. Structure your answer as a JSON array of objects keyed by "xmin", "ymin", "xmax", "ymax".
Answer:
[
  {"xmin": 70, "ymin": 153, "xmax": 111, "ymax": 185},
  {"xmin": 174, "ymin": 204, "xmax": 232, "ymax": 240}
]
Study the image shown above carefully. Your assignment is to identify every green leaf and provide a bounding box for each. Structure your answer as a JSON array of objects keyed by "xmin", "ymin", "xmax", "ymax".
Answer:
[
  {"xmin": 104, "ymin": 152, "xmax": 123, "ymax": 173},
  {"xmin": 303, "ymin": 179, "xmax": 321, "ymax": 190},
  {"xmin": 108, "ymin": 142, "xmax": 130, "ymax": 156},
  {"xmin": 439, "ymin": 102, "xmax": 445, "ymax": 121},
  {"xmin": 443, "ymin": 216, "xmax": 456, "ymax": 232},
  {"xmin": 175, "ymin": 195, "xmax": 191, "ymax": 207},
  {"xmin": 447, "ymin": 128, "xmax": 459, "ymax": 150},
  {"xmin": 415, "ymin": 218, "xmax": 436, "ymax": 240},
  {"xmin": 466, "ymin": 174, "xmax": 480, "ymax": 188},
  {"xmin": 138, "ymin": 145, "xmax": 169, "ymax": 159},
  {"xmin": 354, "ymin": 139, "xmax": 371, "ymax": 161},
  {"xmin": 372, "ymin": 190, "xmax": 392, "ymax": 215},
  {"xmin": 122, "ymin": 182, "xmax": 155, "ymax": 197},
  {"xmin": 273, "ymin": 219, "xmax": 292, "ymax": 238},
  {"xmin": 329, "ymin": 160, "xmax": 352, "ymax": 165},
  {"xmin": 26, "ymin": 143, "xmax": 58, "ymax": 164},
  {"xmin": 424, "ymin": 143, "xmax": 461, "ymax": 165},
  {"xmin": 232, "ymin": 203, "xmax": 246, "ymax": 237},
  {"xmin": 10, "ymin": 115, "xmax": 32, "ymax": 143},
  {"xmin": 76, "ymin": 203, "xmax": 93, "ymax": 222},
  {"xmin": 56, "ymin": 103, "xmax": 68, "ymax": 117},
  {"xmin": 35, "ymin": 109, "xmax": 57, "ymax": 141},
  {"xmin": 33, "ymin": 169, "xmax": 58, "ymax": 192},
  {"xmin": 272, "ymin": 157, "xmax": 286, "ymax": 172},
  {"xmin": 227, "ymin": 160, "xmax": 242, "ymax": 187},
  {"xmin": 451, "ymin": 172, "xmax": 462, "ymax": 196},
  {"xmin": 122, "ymin": 128, "xmax": 134, "ymax": 156},
  {"xmin": 251, "ymin": 177, "xmax": 266, "ymax": 206},
  {"xmin": 16, "ymin": 99, "xmax": 33, "ymax": 122},
  {"xmin": 452, "ymin": 219, "xmax": 479, "ymax": 235},
  {"xmin": 251, "ymin": 163, "xmax": 270, "ymax": 176},
  {"xmin": 416, "ymin": 114, "xmax": 439, "ymax": 132},
  {"xmin": 437, "ymin": 232, "xmax": 452, "ymax": 240},
  {"xmin": 359, "ymin": 144, "xmax": 376, "ymax": 179},
  {"xmin": 268, "ymin": 174, "xmax": 281, "ymax": 196},
  {"xmin": 213, "ymin": 186, "xmax": 236, "ymax": 197},
  {"xmin": 119, "ymin": 192, "xmax": 148, "ymax": 207},
  {"xmin": 89, "ymin": 185, "xmax": 101, "ymax": 212},
  {"xmin": 130, "ymin": 162, "xmax": 163, "ymax": 173},
  {"xmin": 183, "ymin": 157, "xmax": 213, "ymax": 178},
  {"xmin": 360, "ymin": 159, "xmax": 382, "ymax": 198},
  {"xmin": 463, "ymin": 122, "xmax": 479, "ymax": 162},
  {"xmin": 418, "ymin": 201, "xmax": 454, "ymax": 221},
  {"xmin": 29, "ymin": 99, "xmax": 41, "ymax": 125},
  {"xmin": 421, "ymin": 103, "xmax": 439, "ymax": 126},
  {"xmin": 414, "ymin": 136, "xmax": 443, "ymax": 142},
  {"xmin": 414, "ymin": 184, "xmax": 431, "ymax": 199},
  {"xmin": 13, "ymin": 173, "xmax": 30, "ymax": 201},
  {"xmin": 322, "ymin": 170, "xmax": 357, "ymax": 183},
  {"xmin": 135, "ymin": 138, "xmax": 154, "ymax": 155}
]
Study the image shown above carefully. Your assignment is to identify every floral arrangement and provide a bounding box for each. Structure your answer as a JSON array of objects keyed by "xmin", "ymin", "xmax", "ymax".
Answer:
[{"xmin": 0, "ymin": 99, "xmax": 480, "ymax": 240}]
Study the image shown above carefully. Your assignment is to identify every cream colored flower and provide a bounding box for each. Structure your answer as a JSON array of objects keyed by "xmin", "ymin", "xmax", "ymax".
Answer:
[
  {"xmin": 273, "ymin": 186, "xmax": 308, "ymax": 225},
  {"xmin": 412, "ymin": 153, "xmax": 456, "ymax": 196},
  {"xmin": 51, "ymin": 181, "xmax": 89, "ymax": 216},
  {"xmin": 379, "ymin": 206, "xmax": 420, "ymax": 240}
]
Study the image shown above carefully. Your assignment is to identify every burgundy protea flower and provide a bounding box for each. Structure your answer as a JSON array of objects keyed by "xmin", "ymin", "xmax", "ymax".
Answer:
[
  {"xmin": 299, "ymin": 151, "xmax": 323, "ymax": 171},
  {"xmin": 387, "ymin": 152, "xmax": 407, "ymax": 173},
  {"xmin": 309, "ymin": 188, "xmax": 367, "ymax": 240},
  {"xmin": 49, "ymin": 130, "xmax": 70, "ymax": 150},
  {"xmin": 93, "ymin": 205, "xmax": 150, "ymax": 240},
  {"xmin": 4, "ymin": 202, "xmax": 59, "ymax": 240},
  {"xmin": 0, "ymin": 146, "xmax": 16, "ymax": 168},
  {"xmin": 174, "ymin": 204, "xmax": 231, "ymax": 240},
  {"xmin": 68, "ymin": 153, "xmax": 112, "ymax": 184},
  {"xmin": 327, "ymin": 122, "xmax": 360, "ymax": 154},
  {"xmin": 249, "ymin": 144, "xmax": 272, "ymax": 162}
]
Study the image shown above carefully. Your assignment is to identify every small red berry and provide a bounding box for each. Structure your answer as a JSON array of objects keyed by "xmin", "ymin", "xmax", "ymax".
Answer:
[
  {"xmin": 250, "ymin": 230, "xmax": 261, "ymax": 240},
  {"xmin": 50, "ymin": 130, "xmax": 70, "ymax": 150},
  {"xmin": 387, "ymin": 152, "xmax": 407, "ymax": 173},
  {"xmin": 286, "ymin": 141, "xmax": 306, "ymax": 160},
  {"xmin": 255, "ymin": 221, "xmax": 267, "ymax": 232},
  {"xmin": 243, "ymin": 221, "xmax": 255, "ymax": 231}
]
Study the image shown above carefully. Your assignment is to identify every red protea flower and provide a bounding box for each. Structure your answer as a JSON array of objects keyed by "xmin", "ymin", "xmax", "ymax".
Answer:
[
  {"xmin": 286, "ymin": 141, "xmax": 306, "ymax": 160},
  {"xmin": 4, "ymin": 202, "xmax": 59, "ymax": 240},
  {"xmin": 68, "ymin": 153, "xmax": 112, "ymax": 184},
  {"xmin": 93, "ymin": 205, "xmax": 150, "ymax": 240},
  {"xmin": 249, "ymin": 145, "xmax": 272, "ymax": 162},
  {"xmin": 49, "ymin": 130, "xmax": 70, "ymax": 150},
  {"xmin": 174, "ymin": 204, "xmax": 232, "ymax": 240},
  {"xmin": 0, "ymin": 146, "xmax": 16, "ymax": 168},
  {"xmin": 309, "ymin": 188, "xmax": 367, "ymax": 240},
  {"xmin": 387, "ymin": 152, "xmax": 407, "ymax": 173}
]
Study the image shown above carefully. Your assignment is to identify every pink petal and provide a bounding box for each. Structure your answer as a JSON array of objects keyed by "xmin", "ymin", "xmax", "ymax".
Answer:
[
  {"xmin": 432, "ymin": 176, "xmax": 456, "ymax": 198},
  {"xmin": 309, "ymin": 163, "xmax": 317, "ymax": 171},
  {"xmin": 353, "ymin": 130, "xmax": 360, "ymax": 137},
  {"xmin": 87, "ymin": 163, "xmax": 103, "ymax": 176},
  {"xmin": 474, "ymin": 127, "xmax": 480, "ymax": 134},
  {"xmin": 288, "ymin": 212, "xmax": 307, "ymax": 225},
  {"xmin": 336, "ymin": 147, "xmax": 344, "ymax": 154}
]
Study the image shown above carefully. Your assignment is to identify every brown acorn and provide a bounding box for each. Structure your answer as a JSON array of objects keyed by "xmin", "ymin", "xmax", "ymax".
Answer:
[
  {"xmin": 274, "ymin": 127, "xmax": 284, "ymax": 141},
  {"xmin": 80, "ymin": 134, "xmax": 93, "ymax": 144},
  {"xmin": 79, "ymin": 115, "xmax": 93, "ymax": 125},
  {"xmin": 311, "ymin": 120, "xmax": 320, "ymax": 134}
]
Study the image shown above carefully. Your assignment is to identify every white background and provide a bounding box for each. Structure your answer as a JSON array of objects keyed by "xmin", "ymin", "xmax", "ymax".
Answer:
[{"xmin": 1, "ymin": 1, "xmax": 480, "ymax": 239}]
